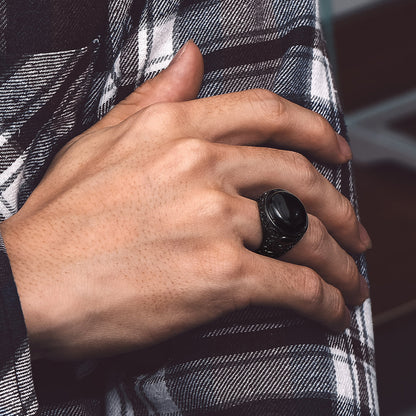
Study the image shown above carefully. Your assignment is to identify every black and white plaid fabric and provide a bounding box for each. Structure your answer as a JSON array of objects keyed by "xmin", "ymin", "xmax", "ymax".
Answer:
[{"xmin": 0, "ymin": 0, "xmax": 379, "ymax": 414}]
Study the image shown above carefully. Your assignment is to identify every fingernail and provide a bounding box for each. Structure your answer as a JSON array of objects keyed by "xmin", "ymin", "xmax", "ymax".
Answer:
[
  {"xmin": 359, "ymin": 223, "xmax": 372, "ymax": 249},
  {"xmin": 337, "ymin": 134, "xmax": 353, "ymax": 161},
  {"xmin": 359, "ymin": 275, "xmax": 370, "ymax": 300},
  {"xmin": 168, "ymin": 40, "xmax": 192, "ymax": 67}
]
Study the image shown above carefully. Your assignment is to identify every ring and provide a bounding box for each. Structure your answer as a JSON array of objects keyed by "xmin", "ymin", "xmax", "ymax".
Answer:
[{"xmin": 256, "ymin": 189, "xmax": 308, "ymax": 259}]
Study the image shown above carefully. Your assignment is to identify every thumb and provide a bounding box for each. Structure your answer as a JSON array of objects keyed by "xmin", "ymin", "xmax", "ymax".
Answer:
[{"xmin": 88, "ymin": 40, "xmax": 204, "ymax": 132}]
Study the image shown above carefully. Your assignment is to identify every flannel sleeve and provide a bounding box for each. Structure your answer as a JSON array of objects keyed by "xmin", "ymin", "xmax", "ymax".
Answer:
[{"xmin": 0, "ymin": 233, "xmax": 38, "ymax": 416}]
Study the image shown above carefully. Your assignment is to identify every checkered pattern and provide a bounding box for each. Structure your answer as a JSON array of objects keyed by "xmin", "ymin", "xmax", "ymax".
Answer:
[{"xmin": 0, "ymin": 0, "xmax": 379, "ymax": 415}]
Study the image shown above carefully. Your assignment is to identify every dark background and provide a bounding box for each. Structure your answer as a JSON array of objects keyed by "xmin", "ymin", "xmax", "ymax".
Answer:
[{"xmin": 328, "ymin": 0, "xmax": 416, "ymax": 414}]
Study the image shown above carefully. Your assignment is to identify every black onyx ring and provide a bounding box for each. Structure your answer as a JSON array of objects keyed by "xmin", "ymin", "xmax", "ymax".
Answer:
[{"xmin": 256, "ymin": 189, "xmax": 308, "ymax": 259}]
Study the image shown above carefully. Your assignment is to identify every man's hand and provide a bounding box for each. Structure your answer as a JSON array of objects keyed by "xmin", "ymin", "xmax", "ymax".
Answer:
[{"xmin": 0, "ymin": 41, "xmax": 371, "ymax": 360}]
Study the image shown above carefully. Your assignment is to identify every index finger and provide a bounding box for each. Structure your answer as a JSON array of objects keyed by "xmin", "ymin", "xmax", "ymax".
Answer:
[{"xmin": 175, "ymin": 89, "xmax": 352, "ymax": 164}]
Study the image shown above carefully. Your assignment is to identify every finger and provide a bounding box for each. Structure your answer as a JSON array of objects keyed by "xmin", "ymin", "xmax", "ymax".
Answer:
[
  {"xmin": 87, "ymin": 40, "xmax": 204, "ymax": 133},
  {"xmin": 223, "ymin": 195, "xmax": 262, "ymax": 250},
  {"xmin": 242, "ymin": 249, "xmax": 351, "ymax": 332},
  {"xmin": 213, "ymin": 143, "xmax": 370, "ymax": 253},
  {"xmin": 229, "ymin": 197, "xmax": 368, "ymax": 304},
  {"xmin": 280, "ymin": 215, "xmax": 369, "ymax": 306},
  {"xmin": 174, "ymin": 88, "xmax": 352, "ymax": 164}
]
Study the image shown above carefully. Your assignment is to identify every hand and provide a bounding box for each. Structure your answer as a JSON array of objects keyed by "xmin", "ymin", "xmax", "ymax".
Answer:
[{"xmin": 0, "ymin": 41, "xmax": 371, "ymax": 360}]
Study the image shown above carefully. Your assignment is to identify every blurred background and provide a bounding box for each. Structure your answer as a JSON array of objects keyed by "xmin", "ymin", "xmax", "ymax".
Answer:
[{"xmin": 321, "ymin": 0, "xmax": 416, "ymax": 414}]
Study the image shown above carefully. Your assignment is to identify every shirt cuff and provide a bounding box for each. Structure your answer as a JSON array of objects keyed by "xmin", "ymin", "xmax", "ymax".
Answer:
[{"xmin": 0, "ymin": 233, "xmax": 38, "ymax": 415}]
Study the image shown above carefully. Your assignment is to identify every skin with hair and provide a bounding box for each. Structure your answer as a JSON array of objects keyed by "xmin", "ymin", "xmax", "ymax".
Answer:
[{"xmin": 0, "ymin": 41, "xmax": 371, "ymax": 361}]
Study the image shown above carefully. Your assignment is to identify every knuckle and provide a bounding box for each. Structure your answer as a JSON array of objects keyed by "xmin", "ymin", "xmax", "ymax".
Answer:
[
  {"xmin": 138, "ymin": 102, "xmax": 181, "ymax": 128},
  {"xmin": 247, "ymin": 198, "xmax": 261, "ymax": 223},
  {"xmin": 204, "ymin": 189, "xmax": 233, "ymax": 221},
  {"xmin": 172, "ymin": 137, "xmax": 207, "ymax": 156},
  {"xmin": 287, "ymin": 151, "xmax": 318, "ymax": 189},
  {"xmin": 313, "ymin": 112, "xmax": 333, "ymax": 137},
  {"xmin": 153, "ymin": 138, "xmax": 216, "ymax": 184},
  {"xmin": 308, "ymin": 217, "xmax": 327, "ymax": 258},
  {"xmin": 330, "ymin": 288, "xmax": 346, "ymax": 324},
  {"xmin": 250, "ymin": 88, "xmax": 287, "ymax": 120},
  {"xmin": 344, "ymin": 253, "xmax": 358, "ymax": 278},
  {"xmin": 201, "ymin": 243, "xmax": 248, "ymax": 312},
  {"xmin": 170, "ymin": 138, "xmax": 214, "ymax": 172},
  {"xmin": 251, "ymin": 88, "xmax": 277, "ymax": 102},
  {"xmin": 343, "ymin": 255, "xmax": 360, "ymax": 293},
  {"xmin": 222, "ymin": 248, "xmax": 244, "ymax": 280},
  {"xmin": 338, "ymin": 196, "xmax": 357, "ymax": 228},
  {"xmin": 300, "ymin": 268, "xmax": 325, "ymax": 308},
  {"xmin": 308, "ymin": 113, "xmax": 336, "ymax": 152},
  {"xmin": 285, "ymin": 150, "xmax": 308, "ymax": 167},
  {"xmin": 209, "ymin": 243, "xmax": 244, "ymax": 281},
  {"xmin": 301, "ymin": 163, "xmax": 319, "ymax": 190}
]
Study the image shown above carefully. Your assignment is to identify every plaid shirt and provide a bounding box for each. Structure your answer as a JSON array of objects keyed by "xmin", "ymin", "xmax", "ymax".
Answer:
[{"xmin": 0, "ymin": 0, "xmax": 379, "ymax": 414}]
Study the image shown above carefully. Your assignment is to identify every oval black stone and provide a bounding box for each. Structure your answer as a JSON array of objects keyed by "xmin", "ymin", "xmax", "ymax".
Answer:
[{"xmin": 266, "ymin": 190, "xmax": 307, "ymax": 236}]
